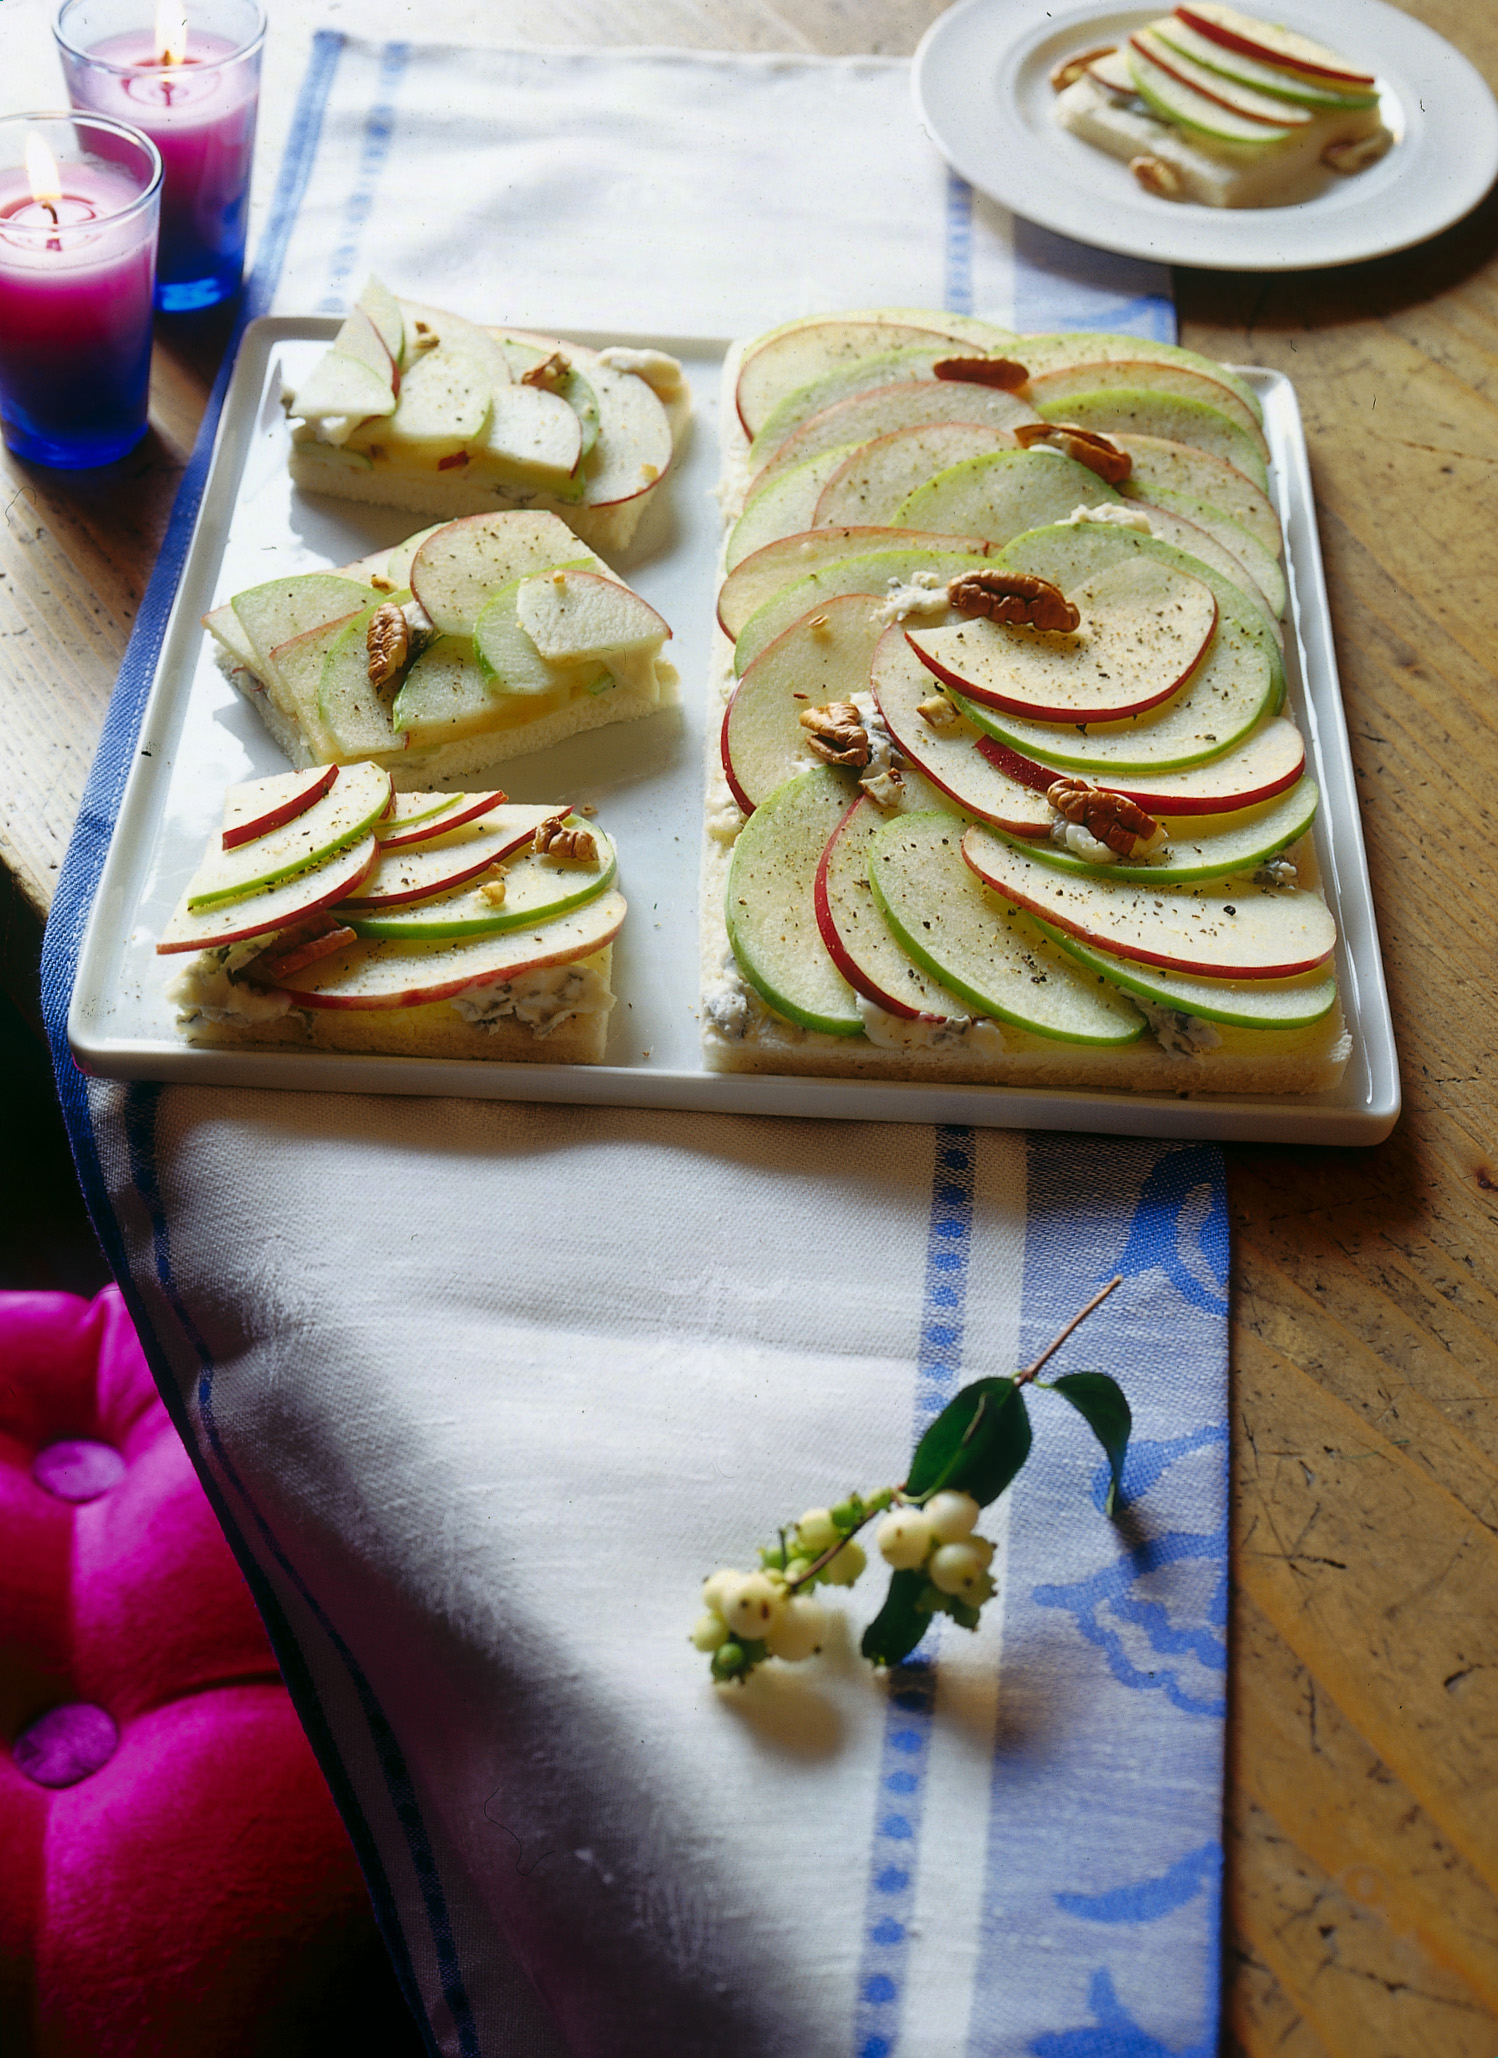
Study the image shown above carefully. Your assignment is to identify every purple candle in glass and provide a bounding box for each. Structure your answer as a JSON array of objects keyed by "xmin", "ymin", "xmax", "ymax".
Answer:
[
  {"xmin": 55, "ymin": 0, "xmax": 263, "ymax": 312},
  {"xmin": 0, "ymin": 114, "xmax": 160, "ymax": 468}
]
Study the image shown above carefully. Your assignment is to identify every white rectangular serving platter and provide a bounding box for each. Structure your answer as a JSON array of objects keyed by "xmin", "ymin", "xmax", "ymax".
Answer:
[{"xmin": 70, "ymin": 316, "xmax": 1400, "ymax": 1143}]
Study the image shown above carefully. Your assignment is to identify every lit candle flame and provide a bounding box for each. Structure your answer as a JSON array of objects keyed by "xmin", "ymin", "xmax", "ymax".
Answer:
[
  {"xmin": 25, "ymin": 133, "xmax": 63, "ymax": 215},
  {"xmin": 155, "ymin": 0, "xmax": 189, "ymax": 65}
]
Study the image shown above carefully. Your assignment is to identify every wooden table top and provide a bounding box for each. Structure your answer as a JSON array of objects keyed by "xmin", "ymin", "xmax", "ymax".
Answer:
[{"xmin": 6, "ymin": 1, "xmax": 1498, "ymax": 2047}]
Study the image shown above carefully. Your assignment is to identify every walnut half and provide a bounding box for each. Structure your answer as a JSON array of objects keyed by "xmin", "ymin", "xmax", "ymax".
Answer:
[
  {"xmin": 366, "ymin": 602, "xmax": 411, "ymax": 687},
  {"xmin": 1047, "ymin": 778, "xmax": 1164, "ymax": 857},
  {"xmin": 1050, "ymin": 44, "xmax": 1117, "ymax": 90},
  {"xmin": 521, "ymin": 349, "xmax": 572, "ymax": 392},
  {"xmin": 1322, "ymin": 132, "xmax": 1391, "ymax": 174},
  {"xmin": 932, "ymin": 356, "xmax": 1030, "ymax": 390},
  {"xmin": 947, "ymin": 570, "xmax": 1080, "ymax": 633},
  {"xmin": 533, "ymin": 813, "xmax": 598, "ymax": 863},
  {"xmin": 1129, "ymin": 154, "xmax": 1185, "ymax": 200},
  {"xmin": 798, "ymin": 701, "xmax": 871, "ymax": 767},
  {"xmin": 1013, "ymin": 420, "xmax": 1133, "ymax": 486}
]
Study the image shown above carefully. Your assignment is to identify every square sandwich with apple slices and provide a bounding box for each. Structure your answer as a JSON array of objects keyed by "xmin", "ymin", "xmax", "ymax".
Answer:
[
  {"xmin": 283, "ymin": 277, "xmax": 689, "ymax": 557},
  {"xmin": 700, "ymin": 308, "xmax": 1349, "ymax": 1095},
  {"xmin": 203, "ymin": 509, "xmax": 677, "ymax": 785},
  {"xmin": 161, "ymin": 763, "xmax": 626, "ymax": 1064}
]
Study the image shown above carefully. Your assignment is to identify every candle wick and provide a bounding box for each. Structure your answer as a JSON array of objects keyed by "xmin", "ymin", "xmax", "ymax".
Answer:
[{"xmin": 42, "ymin": 202, "xmax": 59, "ymax": 226}]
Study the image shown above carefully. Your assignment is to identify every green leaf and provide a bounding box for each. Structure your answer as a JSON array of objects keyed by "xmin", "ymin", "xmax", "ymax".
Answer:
[
  {"xmin": 1046, "ymin": 1372, "xmax": 1133, "ymax": 1515},
  {"xmin": 860, "ymin": 1569, "xmax": 932, "ymax": 1668},
  {"xmin": 905, "ymin": 1377, "xmax": 1033, "ymax": 1507}
]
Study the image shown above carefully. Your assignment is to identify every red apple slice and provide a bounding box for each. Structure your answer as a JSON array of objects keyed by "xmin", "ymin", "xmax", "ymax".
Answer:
[
  {"xmin": 1173, "ymin": 4, "xmax": 1375, "ymax": 88},
  {"xmin": 871, "ymin": 627, "xmax": 1052, "ymax": 835},
  {"xmin": 909, "ymin": 557, "xmax": 1217, "ymax": 723},
  {"xmin": 974, "ymin": 713, "xmax": 1305, "ymax": 816},
  {"xmin": 410, "ymin": 511, "xmax": 594, "ymax": 635},
  {"xmin": 275, "ymin": 888, "xmax": 627, "ymax": 1009},
  {"xmin": 222, "ymin": 766, "xmax": 339, "ymax": 850},
  {"xmin": 1131, "ymin": 27, "xmax": 1313, "ymax": 125},
  {"xmin": 812, "ymin": 424, "xmax": 1018, "ymax": 528},
  {"xmin": 337, "ymin": 806, "xmax": 555, "ymax": 909},
  {"xmin": 157, "ymin": 836, "xmax": 379, "ymax": 954},
  {"xmin": 1027, "ymin": 361, "xmax": 1267, "ymax": 451},
  {"xmin": 377, "ymin": 790, "xmax": 509, "ymax": 849},
  {"xmin": 718, "ymin": 525, "xmax": 991, "ymax": 642},
  {"xmin": 735, "ymin": 316, "xmax": 1012, "ymax": 438},
  {"xmin": 751, "ymin": 383, "xmax": 1039, "ymax": 499},
  {"xmin": 721, "ymin": 592, "xmax": 895, "ymax": 813},
  {"xmin": 185, "ymin": 762, "xmax": 394, "ymax": 911},
  {"xmin": 815, "ymin": 794, "xmax": 967, "ymax": 1020},
  {"xmin": 962, "ymin": 826, "xmax": 1336, "ymax": 978}
]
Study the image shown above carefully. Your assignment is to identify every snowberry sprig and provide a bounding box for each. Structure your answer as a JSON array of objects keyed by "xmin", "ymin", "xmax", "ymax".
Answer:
[{"xmin": 694, "ymin": 1277, "xmax": 1132, "ymax": 1683}]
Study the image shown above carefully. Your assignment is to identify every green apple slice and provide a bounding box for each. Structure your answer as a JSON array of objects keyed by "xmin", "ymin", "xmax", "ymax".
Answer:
[
  {"xmin": 1126, "ymin": 504, "xmax": 1279, "ymax": 635},
  {"xmin": 202, "ymin": 602, "xmax": 260, "ymax": 673},
  {"xmin": 812, "ymin": 423, "xmax": 1018, "ymax": 527},
  {"xmin": 289, "ymin": 351, "xmax": 395, "ymax": 424},
  {"xmin": 344, "ymin": 820, "xmax": 615, "ymax": 939},
  {"xmin": 1151, "ymin": 15, "xmax": 1378, "ymax": 107},
  {"xmin": 378, "ymin": 790, "xmax": 508, "ymax": 848},
  {"xmin": 278, "ymin": 887, "xmax": 627, "ymax": 1009},
  {"xmin": 222, "ymin": 766, "xmax": 338, "ymax": 850},
  {"xmin": 815, "ymin": 795, "xmax": 970, "ymax": 1019},
  {"xmin": 910, "ymin": 556, "xmax": 1218, "ymax": 723},
  {"xmin": 482, "ymin": 382, "xmax": 583, "ymax": 491},
  {"xmin": 409, "ymin": 512, "xmax": 596, "ymax": 635},
  {"xmin": 726, "ymin": 766, "xmax": 864, "ymax": 1035},
  {"xmin": 1028, "ymin": 360, "xmax": 1268, "ymax": 456},
  {"xmin": 750, "ymin": 346, "xmax": 997, "ymax": 469},
  {"xmin": 963, "ymin": 828, "xmax": 1336, "ymax": 977},
  {"xmin": 726, "ymin": 446, "xmax": 864, "ymax": 570},
  {"xmin": 334, "ymin": 307, "xmax": 397, "ymax": 382},
  {"xmin": 158, "ymin": 835, "xmax": 379, "ymax": 955},
  {"xmin": 869, "ymin": 814, "xmax": 1144, "ymax": 1043},
  {"xmin": 265, "ymin": 615, "xmax": 362, "ymax": 759},
  {"xmin": 318, "ymin": 597, "xmax": 413, "ymax": 758},
  {"xmin": 1127, "ymin": 42, "xmax": 1297, "ymax": 141},
  {"xmin": 390, "ymin": 636, "xmax": 510, "ymax": 741},
  {"xmin": 1038, "ymin": 391, "xmax": 1270, "ymax": 494},
  {"xmin": 734, "ymin": 546, "xmax": 988, "ymax": 675},
  {"xmin": 1009, "ymin": 775, "xmax": 1318, "ymax": 884},
  {"xmin": 355, "ymin": 275, "xmax": 405, "ymax": 365},
  {"xmin": 474, "ymin": 572, "xmax": 610, "ymax": 698},
  {"xmin": 1135, "ymin": 488, "xmax": 1284, "ymax": 614},
  {"xmin": 722, "ymin": 592, "xmax": 895, "ymax": 812},
  {"xmin": 718, "ymin": 526, "xmax": 990, "ymax": 642},
  {"xmin": 1011, "ymin": 332, "xmax": 1263, "ymax": 425},
  {"xmin": 185, "ymin": 761, "xmax": 393, "ymax": 910},
  {"xmin": 1173, "ymin": 4, "xmax": 1375, "ymax": 89},
  {"xmin": 897, "ymin": 447, "xmax": 1120, "ymax": 540},
  {"xmin": 752, "ymin": 383, "xmax": 1039, "ymax": 498},
  {"xmin": 1114, "ymin": 433, "xmax": 1279, "ymax": 554},
  {"xmin": 230, "ymin": 574, "xmax": 374, "ymax": 695},
  {"xmin": 736, "ymin": 316, "xmax": 1014, "ymax": 438},
  {"xmin": 972, "ymin": 711, "xmax": 1306, "ymax": 815},
  {"xmin": 871, "ymin": 627, "xmax": 1053, "ymax": 834},
  {"xmin": 515, "ymin": 569, "xmax": 668, "ymax": 660},
  {"xmin": 1132, "ymin": 27, "xmax": 1313, "ymax": 125},
  {"xmin": 1045, "ymin": 925, "xmax": 1338, "ymax": 1028},
  {"xmin": 384, "ymin": 344, "xmax": 492, "ymax": 456}
]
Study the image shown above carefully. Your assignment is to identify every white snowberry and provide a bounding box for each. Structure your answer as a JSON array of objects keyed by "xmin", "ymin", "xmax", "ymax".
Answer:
[
  {"xmin": 691, "ymin": 1612, "xmax": 729, "ymax": 1652},
  {"xmin": 722, "ymin": 1571, "xmax": 784, "ymax": 1640},
  {"xmin": 821, "ymin": 1540, "xmax": 867, "ymax": 1587},
  {"xmin": 702, "ymin": 1568, "xmax": 744, "ymax": 1616},
  {"xmin": 765, "ymin": 1595, "xmax": 828, "ymax": 1663},
  {"xmin": 795, "ymin": 1507, "xmax": 839, "ymax": 1553},
  {"xmin": 929, "ymin": 1541, "xmax": 991, "ymax": 1598},
  {"xmin": 923, "ymin": 1490, "xmax": 981, "ymax": 1543},
  {"xmin": 877, "ymin": 1510, "xmax": 934, "ymax": 1570}
]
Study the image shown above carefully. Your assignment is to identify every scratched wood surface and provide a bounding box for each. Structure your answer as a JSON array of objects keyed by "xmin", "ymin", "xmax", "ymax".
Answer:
[{"xmin": 4, "ymin": 0, "xmax": 1498, "ymax": 2045}]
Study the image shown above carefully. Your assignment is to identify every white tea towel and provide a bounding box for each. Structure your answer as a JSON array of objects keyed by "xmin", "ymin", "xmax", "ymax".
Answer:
[{"xmin": 43, "ymin": 39, "xmax": 1224, "ymax": 2058}]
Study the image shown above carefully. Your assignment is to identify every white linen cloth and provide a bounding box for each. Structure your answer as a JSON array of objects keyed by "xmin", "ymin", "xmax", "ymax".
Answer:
[{"xmin": 45, "ymin": 40, "xmax": 1227, "ymax": 2058}]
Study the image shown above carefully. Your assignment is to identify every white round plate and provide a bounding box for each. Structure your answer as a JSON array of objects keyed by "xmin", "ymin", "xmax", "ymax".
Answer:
[{"xmin": 913, "ymin": 0, "xmax": 1498, "ymax": 270}]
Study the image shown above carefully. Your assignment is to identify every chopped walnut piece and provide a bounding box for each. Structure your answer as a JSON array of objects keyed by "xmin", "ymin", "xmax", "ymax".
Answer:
[
  {"xmin": 948, "ymin": 569, "xmax": 1080, "ymax": 633},
  {"xmin": 480, "ymin": 875, "xmax": 507, "ymax": 906},
  {"xmin": 1129, "ymin": 153, "xmax": 1185, "ymax": 199},
  {"xmin": 798, "ymin": 701, "xmax": 871, "ymax": 767},
  {"xmin": 1047, "ymin": 778, "xmax": 1165, "ymax": 857},
  {"xmin": 932, "ymin": 356, "xmax": 1030, "ymax": 390},
  {"xmin": 918, "ymin": 694, "xmax": 960, "ymax": 728},
  {"xmin": 520, "ymin": 349, "xmax": 572, "ymax": 392},
  {"xmin": 239, "ymin": 914, "xmax": 355, "ymax": 985},
  {"xmin": 1013, "ymin": 420, "xmax": 1132, "ymax": 485},
  {"xmin": 1050, "ymin": 44, "xmax": 1117, "ymax": 90},
  {"xmin": 366, "ymin": 602, "xmax": 411, "ymax": 687},
  {"xmin": 1323, "ymin": 132, "xmax": 1391, "ymax": 173},
  {"xmin": 368, "ymin": 573, "xmax": 394, "ymax": 592},
  {"xmin": 859, "ymin": 766, "xmax": 906, "ymax": 809},
  {"xmin": 533, "ymin": 813, "xmax": 598, "ymax": 863}
]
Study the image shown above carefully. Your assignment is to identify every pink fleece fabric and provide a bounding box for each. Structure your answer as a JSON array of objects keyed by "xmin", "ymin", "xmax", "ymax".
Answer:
[{"xmin": 0, "ymin": 1288, "xmax": 381, "ymax": 2056}]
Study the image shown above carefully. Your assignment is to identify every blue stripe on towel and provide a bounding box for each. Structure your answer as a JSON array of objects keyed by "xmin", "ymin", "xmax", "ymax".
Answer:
[
  {"xmin": 851, "ymin": 1125, "xmax": 977, "ymax": 2058},
  {"xmin": 944, "ymin": 170, "xmax": 975, "ymax": 316},
  {"xmin": 320, "ymin": 41, "xmax": 411, "ymax": 312}
]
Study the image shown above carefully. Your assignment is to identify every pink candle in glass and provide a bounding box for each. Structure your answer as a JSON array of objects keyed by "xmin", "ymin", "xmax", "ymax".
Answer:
[
  {"xmin": 56, "ymin": 0, "xmax": 263, "ymax": 311},
  {"xmin": 0, "ymin": 116, "xmax": 160, "ymax": 468}
]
